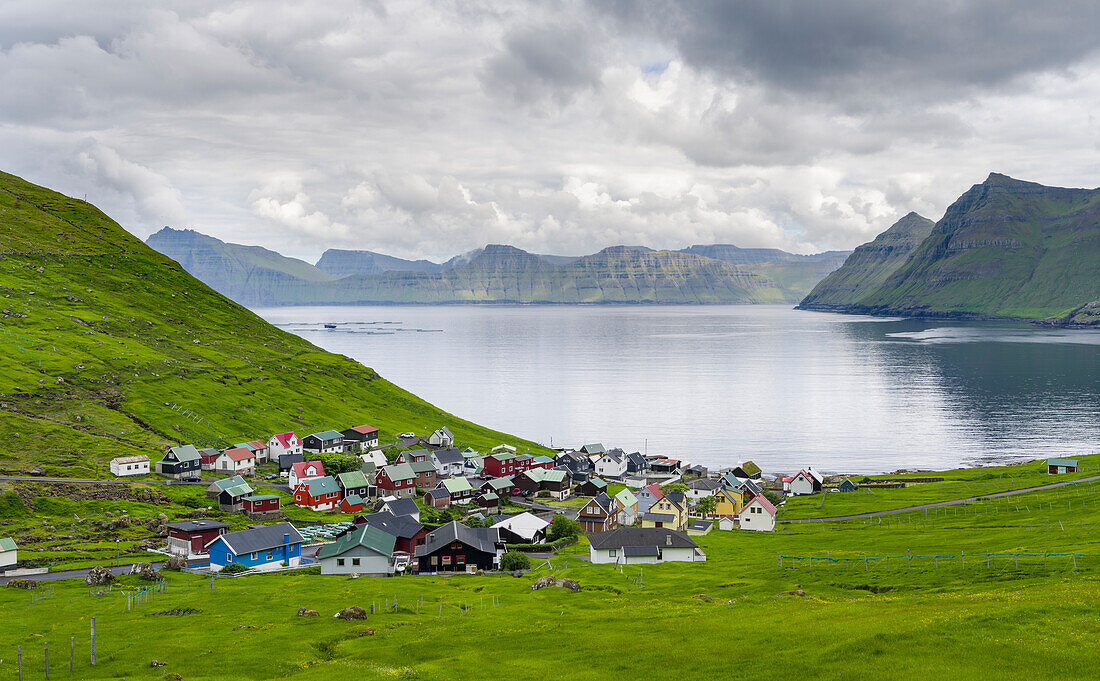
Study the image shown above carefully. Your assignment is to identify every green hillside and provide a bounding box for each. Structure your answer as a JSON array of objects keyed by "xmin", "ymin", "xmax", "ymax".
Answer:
[
  {"xmin": 797, "ymin": 212, "xmax": 935, "ymax": 310},
  {"xmin": 801, "ymin": 174, "xmax": 1100, "ymax": 325},
  {"xmin": 0, "ymin": 171, "xmax": 550, "ymax": 476}
]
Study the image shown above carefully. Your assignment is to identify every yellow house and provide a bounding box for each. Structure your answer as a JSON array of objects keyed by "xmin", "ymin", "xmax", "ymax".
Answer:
[
  {"xmin": 640, "ymin": 491, "xmax": 688, "ymax": 531},
  {"xmin": 712, "ymin": 488, "xmax": 746, "ymax": 517}
]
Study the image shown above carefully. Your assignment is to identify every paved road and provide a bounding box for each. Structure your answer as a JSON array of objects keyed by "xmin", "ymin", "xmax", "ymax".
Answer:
[
  {"xmin": 0, "ymin": 476, "xmax": 207, "ymax": 486},
  {"xmin": 780, "ymin": 474, "xmax": 1100, "ymax": 523},
  {"xmin": 512, "ymin": 498, "xmax": 579, "ymax": 520},
  {"xmin": 0, "ymin": 561, "xmax": 167, "ymax": 585}
]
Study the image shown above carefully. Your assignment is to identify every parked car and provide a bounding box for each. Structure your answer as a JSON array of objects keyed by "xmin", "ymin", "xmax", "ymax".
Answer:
[{"xmin": 398, "ymin": 432, "xmax": 415, "ymax": 439}]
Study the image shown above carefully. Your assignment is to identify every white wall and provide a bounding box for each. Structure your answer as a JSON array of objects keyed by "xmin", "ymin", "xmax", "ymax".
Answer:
[
  {"xmin": 790, "ymin": 476, "xmax": 815, "ymax": 496},
  {"xmin": 740, "ymin": 507, "xmax": 775, "ymax": 532},
  {"xmin": 0, "ymin": 548, "xmax": 16, "ymax": 568}
]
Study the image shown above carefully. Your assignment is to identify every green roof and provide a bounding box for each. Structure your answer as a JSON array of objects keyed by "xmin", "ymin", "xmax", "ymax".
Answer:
[
  {"xmin": 0, "ymin": 537, "xmax": 16, "ymax": 551},
  {"xmin": 223, "ymin": 483, "xmax": 254, "ymax": 497},
  {"xmin": 234, "ymin": 442, "xmax": 256, "ymax": 452},
  {"xmin": 480, "ymin": 492, "xmax": 499, "ymax": 502},
  {"xmin": 344, "ymin": 494, "xmax": 364, "ymax": 506},
  {"xmin": 211, "ymin": 475, "xmax": 248, "ymax": 492},
  {"xmin": 304, "ymin": 476, "xmax": 340, "ymax": 495},
  {"xmin": 409, "ymin": 460, "xmax": 437, "ymax": 474},
  {"xmin": 384, "ymin": 462, "xmax": 416, "ymax": 481},
  {"xmin": 337, "ymin": 470, "xmax": 369, "ymax": 488},
  {"xmin": 311, "ymin": 430, "xmax": 344, "ymax": 441},
  {"xmin": 243, "ymin": 494, "xmax": 279, "ymax": 502},
  {"xmin": 316, "ymin": 524, "xmax": 395, "ymax": 560},
  {"xmin": 168, "ymin": 444, "xmax": 201, "ymax": 462},
  {"xmin": 526, "ymin": 468, "xmax": 566, "ymax": 483},
  {"xmin": 741, "ymin": 460, "xmax": 762, "ymax": 476},
  {"xmin": 614, "ymin": 488, "xmax": 637, "ymax": 507},
  {"xmin": 442, "ymin": 477, "xmax": 474, "ymax": 494},
  {"xmin": 587, "ymin": 478, "xmax": 608, "ymax": 489}
]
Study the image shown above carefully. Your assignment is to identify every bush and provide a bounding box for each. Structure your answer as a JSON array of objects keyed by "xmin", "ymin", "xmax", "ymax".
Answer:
[
  {"xmin": 505, "ymin": 536, "xmax": 578, "ymax": 553},
  {"xmin": 546, "ymin": 514, "xmax": 579, "ymax": 542},
  {"xmin": 219, "ymin": 562, "xmax": 249, "ymax": 574},
  {"xmin": 500, "ymin": 551, "xmax": 531, "ymax": 571}
]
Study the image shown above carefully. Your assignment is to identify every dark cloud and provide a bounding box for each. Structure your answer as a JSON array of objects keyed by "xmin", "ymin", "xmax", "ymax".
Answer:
[{"xmin": 482, "ymin": 22, "xmax": 603, "ymax": 105}]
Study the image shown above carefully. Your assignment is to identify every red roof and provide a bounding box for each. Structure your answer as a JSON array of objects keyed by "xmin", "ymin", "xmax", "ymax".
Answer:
[
  {"xmin": 273, "ymin": 432, "xmax": 297, "ymax": 447},
  {"xmin": 643, "ymin": 482, "xmax": 664, "ymax": 500},
  {"xmin": 347, "ymin": 424, "xmax": 379, "ymax": 434},
  {"xmin": 292, "ymin": 460, "xmax": 325, "ymax": 478},
  {"xmin": 781, "ymin": 476, "xmax": 794, "ymax": 482},
  {"xmin": 746, "ymin": 494, "xmax": 777, "ymax": 515},
  {"xmin": 223, "ymin": 447, "xmax": 255, "ymax": 462},
  {"xmin": 247, "ymin": 440, "xmax": 267, "ymax": 450}
]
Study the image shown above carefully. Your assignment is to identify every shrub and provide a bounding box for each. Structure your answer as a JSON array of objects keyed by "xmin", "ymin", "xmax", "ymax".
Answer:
[
  {"xmin": 546, "ymin": 514, "xmax": 579, "ymax": 542},
  {"xmin": 219, "ymin": 562, "xmax": 249, "ymax": 575},
  {"xmin": 500, "ymin": 551, "xmax": 531, "ymax": 571}
]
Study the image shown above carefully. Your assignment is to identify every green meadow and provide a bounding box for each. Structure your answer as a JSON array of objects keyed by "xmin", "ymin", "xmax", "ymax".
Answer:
[{"xmin": 4, "ymin": 479, "xmax": 1100, "ymax": 680}]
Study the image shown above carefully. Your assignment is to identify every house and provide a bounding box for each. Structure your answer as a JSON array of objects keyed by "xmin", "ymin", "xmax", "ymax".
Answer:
[
  {"xmin": 198, "ymin": 447, "xmax": 221, "ymax": 471},
  {"xmin": 641, "ymin": 492, "xmax": 688, "ymax": 531},
  {"xmin": 294, "ymin": 475, "xmax": 342, "ymax": 511},
  {"xmin": 1048, "ymin": 458, "xmax": 1079, "ymax": 475},
  {"xmin": 341, "ymin": 424, "xmax": 380, "ymax": 452},
  {"xmin": 424, "ymin": 487, "xmax": 451, "ymax": 508},
  {"xmin": 479, "ymin": 477, "xmax": 514, "ymax": 497},
  {"xmin": 530, "ymin": 455, "xmax": 555, "ymax": 470},
  {"xmin": 718, "ymin": 516, "xmax": 737, "ymax": 531},
  {"xmin": 649, "ymin": 458, "xmax": 681, "ymax": 475},
  {"xmin": 375, "ymin": 463, "xmax": 418, "ymax": 498},
  {"xmin": 554, "ymin": 452, "xmax": 592, "ymax": 482},
  {"xmin": 578, "ymin": 492, "xmax": 618, "ymax": 533},
  {"xmin": 625, "ymin": 452, "xmax": 648, "ymax": 475},
  {"xmin": 491, "ymin": 443, "xmax": 517, "ymax": 455},
  {"xmin": 686, "ymin": 477, "xmax": 722, "ymax": 501},
  {"xmin": 355, "ymin": 512, "xmax": 429, "ymax": 558},
  {"xmin": 317, "ymin": 523, "xmax": 396, "ymax": 576},
  {"xmin": 165, "ymin": 520, "xmax": 229, "ymax": 556},
  {"xmin": 740, "ymin": 495, "xmax": 777, "ymax": 532},
  {"xmin": 474, "ymin": 492, "xmax": 499, "ymax": 513},
  {"xmin": 278, "ymin": 453, "xmax": 304, "ymax": 477},
  {"xmin": 595, "ymin": 450, "xmax": 628, "ymax": 480},
  {"xmin": 432, "ymin": 448, "xmax": 466, "ymax": 477},
  {"xmin": 837, "ymin": 478, "xmax": 858, "ymax": 493},
  {"xmin": 0, "ymin": 537, "xmax": 18, "ymax": 569},
  {"xmin": 483, "ymin": 452, "xmax": 523, "ymax": 478},
  {"xmin": 740, "ymin": 460, "xmax": 763, "ymax": 479},
  {"xmin": 109, "ymin": 455, "xmax": 149, "ymax": 477},
  {"xmin": 267, "ymin": 432, "xmax": 302, "ymax": 460},
  {"xmin": 414, "ymin": 521, "xmax": 504, "ymax": 573},
  {"xmin": 712, "ymin": 488, "xmax": 746, "ymax": 518},
  {"xmin": 409, "ymin": 460, "xmax": 438, "ymax": 490},
  {"xmin": 340, "ymin": 494, "xmax": 366, "ymax": 513},
  {"xmin": 156, "ymin": 445, "xmax": 202, "ymax": 480},
  {"xmin": 579, "ymin": 443, "xmax": 605, "ymax": 456},
  {"xmin": 439, "ymin": 477, "xmax": 474, "ymax": 504},
  {"xmin": 214, "ymin": 447, "xmax": 256, "ymax": 477},
  {"xmin": 336, "ymin": 470, "xmax": 371, "ymax": 500},
  {"xmin": 613, "ymin": 488, "xmax": 639, "ymax": 526},
  {"xmin": 682, "ymin": 464, "xmax": 707, "ymax": 478},
  {"xmin": 636, "ymin": 483, "xmax": 664, "ymax": 515},
  {"xmin": 787, "ymin": 468, "xmax": 823, "ymax": 496},
  {"xmin": 686, "ymin": 519, "xmax": 713, "ymax": 536},
  {"xmin": 289, "ymin": 460, "xmax": 326, "ymax": 489},
  {"xmin": 397, "ymin": 449, "xmax": 431, "ymax": 464},
  {"xmin": 303, "ymin": 430, "xmax": 345, "ymax": 454},
  {"xmin": 588, "ymin": 527, "xmax": 705, "ymax": 564},
  {"xmin": 492, "ymin": 512, "xmax": 549, "ymax": 544},
  {"xmin": 207, "ymin": 476, "xmax": 253, "ymax": 512},
  {"xmin": 242, "ymin": 494, "xmax": 280, "ymax": 519},
  {"xmin": 576, "ymin": 478, "xmax": 608, "ymax": 497},
  {"xmin": 360, "ymin": 450, "xmax": 389, "ymax": 468},
  {"xmin": 245, "ymin": 440, "xmax": 269, "ymax": 463},
  {"xmin": 463, "ymin": 455, "xmax": 484, "ymax": 477},
  {"xmin": 381, "ymin": 497, "xmax": 420, "ymax": 521},
  {"xmin": 206, "ymin": 522, "xmax": 304, "ymax": 571},
  {"xmin": 512, "ymin": 468, "xmax": 570, "ymax": 500},
  {"xmin": 427, "ymin": 427, "xmax": 454, "ymax": 448}
]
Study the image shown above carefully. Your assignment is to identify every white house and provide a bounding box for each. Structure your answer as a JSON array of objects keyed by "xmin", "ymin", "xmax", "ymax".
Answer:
[
  {"xmin": 110, "ymin": 455, "xmax": 149, "ymax": 477},
  {"xmin": 588, "ymin": 528, "xmax": 705, "ymax": 565},
  {"xmin": 0, "ymin": 537, "xmax": 17, "ymax": 570},
  {"xmin": 491, "ymin": 512, "xmax": 550, "ymax": 544},
  {"xmin": 268, "ymin": 432, "xmax": 302, "ymax": 460},
  {"xmin": 316, "ymin": 524, "xmax": 395, "ymax": 576},
  {"xmin": 214, "ymin": 447, "xmax": 256, "ymax": 476},
  {"xmin": 685, "ymin": 477, "xmax": 722, "ymax": 501},
  {"xmin": 595, "ymin": 450, "xmax": 628, "ymax": 480},
  {"xmin": 289, "ymin": 460, "xmax": 325, "ymax": 489},
  {"xmin": 428, "ymin": 427, "xmax": 454, "ymax": 448},
  {"xmin": 361, "ymin": 450, "xmax": 389, "ymax": 468},
  {"xmin": 787, "ymin": 468, "xmax": 822, "ymax": 496},
  {"xmin": 739, "ymin": 496, "xmax": 777, "ymax": 532},
  {"xmin": 431, "ymin": 448, "xmax": 465, "ymax": 477}
]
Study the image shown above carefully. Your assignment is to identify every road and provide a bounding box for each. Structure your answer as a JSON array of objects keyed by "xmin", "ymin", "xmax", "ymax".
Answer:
[
  {"xmin": 511, "ymin": 498, "xmax": 579, "ymax": 520},
  {"xmin": 780, "ymin": 474, "xmax": 1100, "ymax": 523},
  {"xmin": 0, "ymin": 476, "xmax": 207, "ymax": 486},
  {"xmin": 0, "ymin": 562, "xmax": 167, "ymax": 585}
]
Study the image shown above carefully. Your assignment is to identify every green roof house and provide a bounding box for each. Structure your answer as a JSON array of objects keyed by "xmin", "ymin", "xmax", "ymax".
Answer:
[
  {"xmin": 316, "ymin": 524, "xmax": 396, "ymax": 576},
  {"xmin": 0, "ymin": 537, "xmax": 17, "ymax": 569}
]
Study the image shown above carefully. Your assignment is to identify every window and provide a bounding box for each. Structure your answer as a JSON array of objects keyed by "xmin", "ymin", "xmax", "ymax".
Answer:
[
  {"xmin": 352, "ymin": 558, "xmax": 360, "ymax": 566},
  {"xmin": 456, "ymin": 555, "xmax": 465, "ymax": 565},
  {"xmin": 267, "ymin": 550, "xmax": 273, "ymax": 560},
  {"xmin": 337, "ymin": 558, "xmax": 345, "ymax": 566},
  {"xmin": 431, "ymin": 555, "xmax": 438, "ymax": 566},
  {"xmin": 442, "ymin": 556, "xmax": 452, "ymax": 565},
  {"xmin": 608, "ymin": 549, "xmax": 616, "ymax": 557},
  {"xmin": 250, "ymin": 552, "xmax": 257, "ymax": 560}
]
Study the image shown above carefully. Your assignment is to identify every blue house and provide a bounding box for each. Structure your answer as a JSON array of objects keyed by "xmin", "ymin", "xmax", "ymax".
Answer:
[{"xmin": 206, "ymin": 522, "xmax": 305, "ymax": 572}]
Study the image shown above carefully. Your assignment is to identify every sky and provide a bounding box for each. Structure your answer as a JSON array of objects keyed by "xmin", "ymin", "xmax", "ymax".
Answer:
[{"xmin": 2, "ymin": 1, "xmax": 1100, "ymax": 262}]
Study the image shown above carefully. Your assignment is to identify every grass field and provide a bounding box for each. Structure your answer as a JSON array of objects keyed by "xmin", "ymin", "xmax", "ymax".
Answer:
[{"xmin": 4, "ymin": 479, "xmax": 1100, "ymax": 680}]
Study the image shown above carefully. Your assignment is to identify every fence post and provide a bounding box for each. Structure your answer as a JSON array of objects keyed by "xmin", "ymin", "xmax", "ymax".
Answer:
[
  {"xmin": 1073, "ymin": 553, "xmax": 1078, "ymax": 569},
  {"xmin": 18, "ymin": 645, "xmax": 22, "ymax": 681},
  {"xmin": 90, "ymin": 618, "xmax": 95, "ymax": 666},
  {"xmin": 907, "ymin": 549, "xmax": 911, "ymax": 572},
  {"xmin": 44, "ymin": 641, "xmax": 48, "ymax": 680},
  {"xmin": 961, "ymin": 552, "xmax": 965, "ymax": 569},
  {"xmin": 70, "ymin": 637, "xmax": 74, "ymax": 673}
]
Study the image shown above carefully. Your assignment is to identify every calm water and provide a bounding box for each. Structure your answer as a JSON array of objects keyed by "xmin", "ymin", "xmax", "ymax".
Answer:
[{"xmin": 254, "ymin": 305, "xmax": 1100, "ymax": 475}]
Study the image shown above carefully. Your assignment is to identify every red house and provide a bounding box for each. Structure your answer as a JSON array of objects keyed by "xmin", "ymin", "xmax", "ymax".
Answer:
[
  {"xmin": 294, "ymin": 476, "xmax": 342, "ymax": 511},
  {"xmin": 483, "ymin": 452, "xmax": 536, "ymax": 478},
  {"xmin": 375, "ymin": 463, "xmax": 418, "ymax": 498},
  {"xmin": 242, "ymin": 494, "xmax": 281, "ymax": 519},
  {"xmin": 165, "ymin": 520, "xmax": 229, "ymax": 556}
]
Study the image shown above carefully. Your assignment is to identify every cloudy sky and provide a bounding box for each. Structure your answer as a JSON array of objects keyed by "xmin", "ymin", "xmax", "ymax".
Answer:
[{"xmin": 3, "ymin": 1, "xmax": 1100, "ymax": 262}]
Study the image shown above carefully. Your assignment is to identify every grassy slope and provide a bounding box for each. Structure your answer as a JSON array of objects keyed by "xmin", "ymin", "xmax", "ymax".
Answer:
[
  {"xmin": 0, "ymin": 170, "xmax": 552, "ymax": 478},
  {"xmin": 4, "ymin": 479, "xmax": 1100, "ymax": 680}
]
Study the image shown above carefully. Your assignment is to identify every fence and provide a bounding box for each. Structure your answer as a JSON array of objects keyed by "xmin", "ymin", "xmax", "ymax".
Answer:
[
  {"xmin": 778, "ymin": 549, "xmax": 1100, "ymax": 573},
  {"xmin": 125, "ymin": 580, "xmax": 166, "ymax": 611}
]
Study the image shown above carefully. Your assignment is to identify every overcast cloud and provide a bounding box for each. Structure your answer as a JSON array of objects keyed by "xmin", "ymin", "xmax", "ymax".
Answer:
[{"xmin": 2, "ymin": 0, "xmax": 1100, "ymax": 261}]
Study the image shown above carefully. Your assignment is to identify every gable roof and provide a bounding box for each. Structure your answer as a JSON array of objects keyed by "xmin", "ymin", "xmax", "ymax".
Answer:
[
  {"xmin": 415, "ymin": 521, "xmax": 500, "ymax": 557},
  {"xmin": 588, "ymin": 527, "xmax": 698, "ymax": 551},
  {"xmin": 382, "ymin": 497, "xmax": 419, "ymax": 517},
  {"xmin": 409, "ymin": 460, "xmax": 437, "ymax": 474},
  {"xmin": 209, "ymin": 475, "xmax": 248, "ymax": 492},
  {"xmin": 532, "ymin": 455, "xmax": 554, "ymax": 464},
  {"xmin": 687, "ymin": 478, "xmax": 722, "ymax": 491},
  {"xmin": 614, "ymin": 488, "xmax": 638, "ymax": 508},
  {"xmin": 345, "ymin": 424, "xmax": 379, "ymax": 435},
  {"xmin": 222, "ymin": 447, "xmax": 255, "ymax": 462},
  {"xmin": 343, "ymin": 494, "xmax": 364, "ymax": 507},
  {"xmin": 433, "ymin": 448, "xmax": 465, "ymax": 465},
  {"xmin": 740, "ymin": 460, "xmax": 762, "ymax": 476},
  {"xmin": 291, "ymin": 460, "xmax": 325, "ymax": 478},
  {"xmin": 316, "ymin": 523, "xmax": 395, "ymax": 560},
  {"xmin": 360, "ymin": 511, "xmax": 424, "ymax": 539},
  {"xmin": 482, "ymin": 477, "xmax": 514, "ymax": 492},
  {"xmin": 166, "ymin": 520, "xmax": 229, "ymax": 533},
  {"xmin": 640, "ymin": 482, "xmax": 664, "ymax": 500},
  {"xmin": 431, "ymin": 426, "xmax": 454, "ymax": 440},
  {"xmin": 426, "ymin": 488, "xmax": 450, "ymax": 500},
  {"xmin": 491, "ymin": 512, "xmax": 549, "ymax": 541},
  {"xmin": 441, "ymin": 477, "xmax": 473, "ymax": 494},
  {"xmin": 233, "ymin": 442, "xmax": 256, "ymax": 452},
  {"xmin": 337, "ymin": 470, "xmax": 370, "ymax": 489},
  {"xmin": 247, "ymin": 440, "xmax": 267, "ymax": 450},
  {"xmin": 0, "ymin": 537, "xmax": 18, "ymax": 551},
  {"xmin": 301, "ymin": 476, "xmax": 340, "ymax": 496},
  {"xmin": 580, "ymin": 443, "xmax": 605, "ymax": 454},
  {"xmin": 210, "ymin": 522, "xmax": 304, "ymax": 554},
  {"xmin": 223, "ymin": 483, "xmax": 254, "ymax": 498},
  {"xmin": 243, "ymin": 494, "xmax": 279, "ymax": 502},
  {"xmin": 582, "ymin": 492, "xmax": 614, "ymax": 514},
  {"xmin": 523, "ymin": 468, "xmax": 567, "ymax": 484},
  {"xmin": 279, "ymin": 453, "xmax": 305, "ymax": 469},
  {"xmin": 309, "ymin": 430, "xmax": 344, "ymax": 441},
  {"xmin": 1048, "ymin": 458, "xmax": 1079, "ymax": 466},
  {"xmin": 745, "ymin": 495, "xmax": 777, "ymax": 515},
  {"xmin": 272, "ymin": 432, "xmax": 297, "ymax": 447},
  {"xmin": 381, "ymin": 462, "xmax": 416, "ymax": 481},
  {"xmin": 111, "ymin": 455, "xmax": 149, "ymax": 464},
  {"xmin": 166, "ymin": 444, "xmax": 201, "ymax": 462}
]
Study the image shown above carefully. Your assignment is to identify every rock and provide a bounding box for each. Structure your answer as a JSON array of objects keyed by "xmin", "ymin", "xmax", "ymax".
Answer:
[
  {"xmin": 557, "ymin": 578, "xmax": 581, "ymax": 592},
  {"xmin": 531, "ymin": 576, "xmax": 580, "ymax": 592},
  {"xmin": 775, "ymin": 589, "xmax": 805, "ymax": 597},
  {"xmin": 164, "ymin": 674, "xmax": 183, "ymax": 681},
  {"xmin": 531, "ymin": 575, "xmax": 555, "ymax": 591},
  {"xmin": 297, "ymin": 607, "xmax": 319, "ymax": 617},
  {"xmin": 691, "ymin": 594, "xmax": 714, "ymax": 602},
  {"xmin": 84, "ymin": 565, "xmax": 115, "ymax": 586},
  {"xmin": 232, "ymin": 625, "xmax": 257, "ymax": 631},
  {"xmin": 335, "ymin": 606, "xmax": 369, "ymax": 621},
  {"xmin": 150, "ymin": 660, "xmax": 166, "ymax": 667},
  {"xmin": 165, "ymin": 555, "xmax": 187, "ymax": 571},
  {"xmin": 6, "ymin": 579, "xmax": 37, "ymax": 589},
  {"xmin": 357, "ymin": 628, "xmax": 375, "ymax": 637}
]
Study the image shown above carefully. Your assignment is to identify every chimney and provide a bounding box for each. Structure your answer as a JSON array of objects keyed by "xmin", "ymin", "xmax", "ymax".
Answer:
[{"xmin": 284, "ymin": 533, "xmax": 290, "ymax": 543}]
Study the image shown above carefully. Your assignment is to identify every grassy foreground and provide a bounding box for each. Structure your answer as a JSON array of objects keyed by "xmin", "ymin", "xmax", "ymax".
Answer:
[{"xmin": 4, "ymin": 480, "xmax": 1100, "ymax": 680}]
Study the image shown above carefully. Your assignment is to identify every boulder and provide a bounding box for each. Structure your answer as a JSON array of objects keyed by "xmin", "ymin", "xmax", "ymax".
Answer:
[
  {"xmin": 165, "ymin": 555, "xmax": 187, "ymax": 571},
  {"xmin": 335, "ymin": 606, "xmax": 369, "ymax": 621},
  {"xmin": 297, "ymin": 607, "xmax": 319, "ymax": 617},
  {"xmin": 84, "ymin": 565, "xmax": 115, "ymax": 586},
  {"xmin": 5, "ymin": 578, "xmax": 37, "ymax": 590},
  {"xmin": 556, "ymin": 578, "xmax": 581, "ymax": 592},
  {"xmin": 775, "ymin": 589, "xmax": 805, "ymax": 597},
  {"xmin": 691, "ymin": 594, "xmax": 714, "ymax": 602},
  {"xmin": 530, "ymin": 575, "xmax": 555, "ymax": 591},
  {"xmin": 531, "ymin": 576, "xmax": 580, "ymax": 592}
]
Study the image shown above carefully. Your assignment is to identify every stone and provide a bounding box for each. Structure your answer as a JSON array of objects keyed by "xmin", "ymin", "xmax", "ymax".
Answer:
[
  {"xmin": 297, "ymin": 607, "xmax": 319, "ymax": 617},
  {"xmin": 84, "ymin": 565, "xmax": 115, "ymax": 586},
  {"xmin": 335, "ymin": 606, "xmax": 369, "ymax": 621},
  {"xmin": 775, "ymin": 589, "xmax": 805, "ymax": 597},
  {"xmin": 530, "ymin": 575, "xmax": 555, "ymax": 591},
  {"xmin": 165, "ymin": 555, "xmax": 187, "ymax": 571},
  {"xmin": 691, "ymin": 594, "xmax": 714, "ymax": 602},
  {"xmin": 150, "ymin": 660, "xmax": 166, "ymax": 667}
]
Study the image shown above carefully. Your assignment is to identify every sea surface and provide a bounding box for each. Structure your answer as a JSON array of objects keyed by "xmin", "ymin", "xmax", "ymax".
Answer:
[{"xmin": 254, "ymin": 305, "xmax": 1100, "ymax": 475}]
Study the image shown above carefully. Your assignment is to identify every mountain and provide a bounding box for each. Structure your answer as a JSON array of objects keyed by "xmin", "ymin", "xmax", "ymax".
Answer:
[
  {"xmin": 150, "ymin": 233, "xmax": 849, "ymax": 306},
  {"xmin": 798, "ymin": 174, "xmax": 1100, "ymax": 325},
  {"xmin": 147, "ymin": 227, "xmax": 334, "ymax": 306},
  {"xmin": 797, "ymin": 212, "xmax": 935, "ymax": 311},
  {"xmin": 0, "ymin": 171, "xmax": 549, "ymax": 476}
]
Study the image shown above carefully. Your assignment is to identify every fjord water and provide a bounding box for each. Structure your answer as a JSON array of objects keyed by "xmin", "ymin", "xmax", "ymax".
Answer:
[{"xmin": 255, "ymin": 305, "xmax": 1100, "ymax": 474}]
